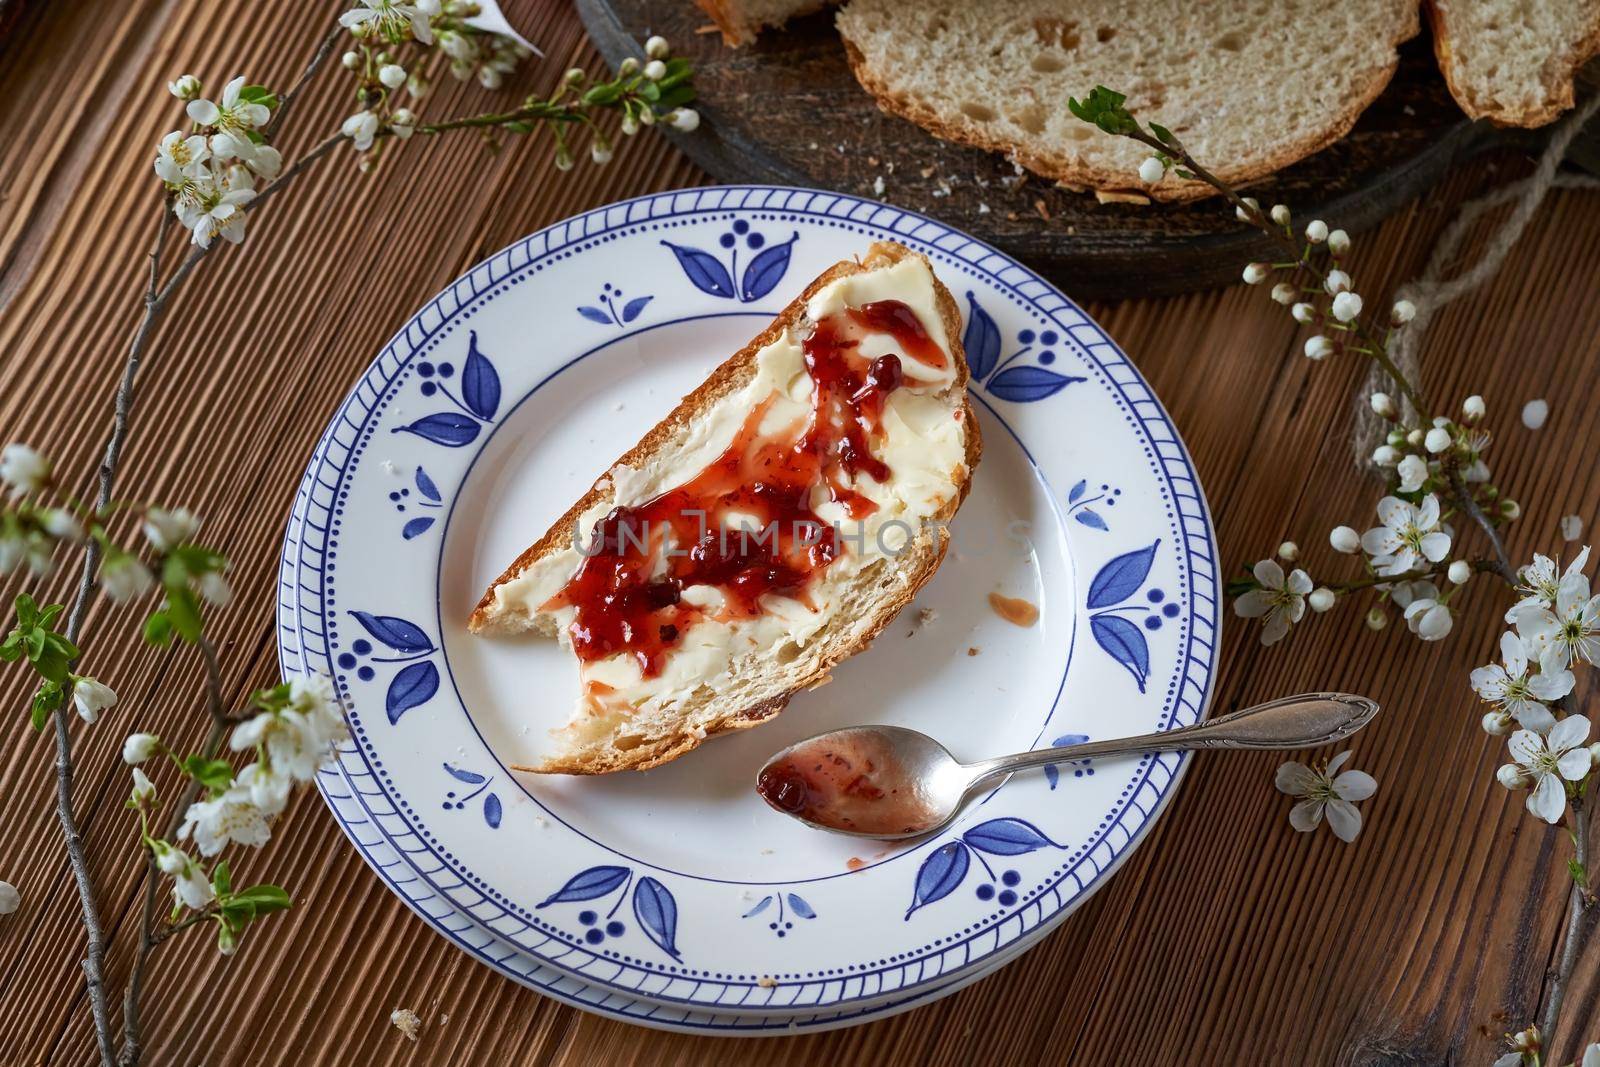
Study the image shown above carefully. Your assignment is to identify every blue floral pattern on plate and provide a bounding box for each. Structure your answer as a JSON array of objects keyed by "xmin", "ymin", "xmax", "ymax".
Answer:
[
  {"xmin": 663, "ymin": 220, "xmax": 798, "ymax": 302},
  {"xmin": 392, "ymin": 330, "xmax": 501, "ymax": 447}
]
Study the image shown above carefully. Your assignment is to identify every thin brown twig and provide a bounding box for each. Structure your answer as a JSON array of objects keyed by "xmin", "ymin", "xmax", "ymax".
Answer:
[
  {"xmin": 1540, "ymin": 796, "xmax": 1595, "ymax": 1048},
  {"xmin": 1446, "ymin": 467, "xmax": 1516, "ymax": 583}
]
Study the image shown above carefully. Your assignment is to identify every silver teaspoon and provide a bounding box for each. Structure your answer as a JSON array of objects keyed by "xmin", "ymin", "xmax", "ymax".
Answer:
[{"xmin": 755, "ymin": 692, "xmax": 1380, "ymax": 839}]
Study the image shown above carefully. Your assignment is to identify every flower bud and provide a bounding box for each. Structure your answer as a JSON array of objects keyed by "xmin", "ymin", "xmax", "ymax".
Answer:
[
  {"xmin": 41, "ymin": 509, "xmax": 83, "ymax": 542},
  {"xmin": 1496, "ymin": 764, "xmax": 1529, "ymax": 789},
  {"xmin": 379, "ymin": 64, "xmax": 407, "ymax": 89},
  {"xmin": 1424, "ymin": 426, "xmax": 1452, "ymax": 453},
  {"xmin": 72, "ymin": 677, "xmax": 117, "ymax": 724},
  {"xmin": 0, "ymin": 443, "xmax": 50, "ymax": 497},
  {"xmin": 1371, "ymin": 445, "xmax": 1399, "ymax": 467},
  {"xmin": 645, "ymin": 35, "xmax": 670, "ymax": 59},
  {"xmin": 643, "ymin": 59, "xmax": 667, "ymax": 81},
  {"xmin": 1331, "ymin": 291, "xmax": 1363, "ymax": 322},
  {"xmin": 1304, "ymin": 335, "xmax": 1334, "ymax": 360},
  {"xmin": 1329, "ymin": 526, "xmax": 1361, "ymax": 554},
  {"xmin": 1270, "ymin": 282, "xmax": 1295, "ymax": 305},
  {"xmin": 1406, "ymin": 428, "xmax": 1425, "ymax": 447},
  {"xmin": 1234, "ymin": 196, "xmax": 1259, "ymax": 222},
  {"xmin": 1390, "ymin": 299, "xmax": 1416, "ymax": 325},
  {"xmin": 1370, "ymin": 392, "xmax": 1396, "ymax": 419},
  {"xmin": 1501, "ymin": 499, "xmax": 1521, "ymax": 520},
  {"xmin": 1482, "ymin": 711, "xmax": 1514, "ymax": 736},
  {"xmin": 1138, "ymin": 156, "xmax": 1165, "ymax": 184},
  {"xmin": 1242, "ymin": 262, "xmax": 1270, "ymax": 285},
  {"xmin": 1589, "ymin": 742, "xmax": 1600, "ymax": 770},
  {"xmin": 341, "ymin": 51, "xmax": 360, "ymax": 71},
  {"xmin": 590, "ymin": 139, "xmax": 614, "ymax": 165},
  {"xmin": 130, "ymin": 767, "xmax": 157, "ymax": 806},
  {"xmin": 1324, "ymin": 269, "xmax": 1351, "ymax": 294},
  {"xmin": 1277, "ymin": 541, "xmax": 1299, "ymax": 562},
  {"xmin": 1461, "ymin": 395, "xmax": 1485, "ymax": 421},
  {"xmin": 1327, "ymin": 229, "xmax": 1350, "ymax": 256},
  {"xmin": 1364, "ymin": 606, "xmax": 1387, "ymax": 631},
  {"xmin": 637, "ymin": 106, "xmax": 656, "ymax": 126},
  {"xmin": 1270, "ymin": 204, "xmax": 1290, "ymax": 226},
  {"xmin": 554, "ymin": 143, "xmax": 573, "ymax": 171},
  {"xmin": 1290, "ymin": 302, "xmax": 1315, "ymax": 324},
  {"xmin": 1308, "ymin": 587, "xmax": 1335, "ymax": 613},
  {"xmin": 123, "ymin": 733, "xmax": 161, "ymax": 764},
  {"xmin": 620, "ymin": 111, "xmax": 639, "ymax": 136},
  {"xmin": 1447, "ymin": 560, "xmax": 1472, "ymax": 584},
  {"xmin": 667, "ymin": 107, "xmax": 700, "ymax": 132},
  {"xmin": 564, "ymin": 67, "xmax": 587, "ymax": 86},
  {"xmin": 1305, "ymin": 219, "xmax": 1329, "ymax": 243},
  {"xmin": 407, "ymin": 72, "xmax": 431, "ymax": 98},
  {"xmin": 168, "ymin": 74, "xmax": 202, "ymax": 101},
  {"xmin": 618, "ymin": 57, "xmax": 639, "ymax": 76}
]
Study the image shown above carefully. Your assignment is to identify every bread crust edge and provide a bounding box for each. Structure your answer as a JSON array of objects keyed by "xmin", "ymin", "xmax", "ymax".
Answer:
[{"xmin": 1425, "ymin": 0, "xmax": 1600, "ymax": 127}]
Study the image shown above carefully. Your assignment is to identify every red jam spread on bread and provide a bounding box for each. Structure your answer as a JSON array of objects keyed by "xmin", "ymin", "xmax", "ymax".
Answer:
[{"xmin": 541, "ymin": 299, "xmax": 944, "ymax": 679}]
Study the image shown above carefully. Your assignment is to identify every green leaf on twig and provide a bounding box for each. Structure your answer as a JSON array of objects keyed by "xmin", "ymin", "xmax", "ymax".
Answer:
[
  {"xmin": 31, "ymin": 681, "xmax": 64, "ymax": 731},
  {"xmin": 6, "ymin": 593, "xmax": 79, "ymax": 695},
  {"xmin": 143, "ymin": 610, "xmax": 173, "ymax": 648},
  {"xmin": 180, "ymin": 755, "xmax": 235, "ymax": 796},
  {"xmin": 211, "ymin": 860, "xmax": 232, "ymax": 896}
]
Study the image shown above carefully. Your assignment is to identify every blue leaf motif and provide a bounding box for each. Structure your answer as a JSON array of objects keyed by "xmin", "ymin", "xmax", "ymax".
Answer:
[
  {"xmin": 483, "ymin": 792, "xmax": 502, "ymax": 829},
  {"xmin": 987, "ymin": 366, "xmax": 1086, "ymax": 403},
  {"xmin": 740, "ymin": 233, "xmax": 798, "ymax": 302},
  {"xmin": 577, "ymin": 305, "xmax": 612, "ymax": 324},
  {"xmin": 1086, "ymin": 540, "xmax": 1159, "ymax": 608},
  {"xmin": 537, "ymin": 865, "xmax": 630, "ymax": 907},
  {"xmin": 413, "ymin": 466, "xmax": 441, "ymax": 502},
  {"xmin": 349, "ymin": 611, "xmax": 434, "ymax": 654},
  {"xmin": 632, "ymin": 877, "xmax": 682, "ymax": 960},
  {"xmin": 963, "ymin": 817, "xmax": 1062, "ymax": 856},
  {"xmin": 1068, "ymin": 478, "xmax": 1087, "ymax": 504},
  {"xmin": 662, "ymin": 241, "xmax": 736, "ymax": 299},
  {"xmin": 620, "ymin": 295, "xmax": 653, "ymax": 323},
  {"xmin": 394, "ymin": 412, "xmax": 479, "ymax": 447},
  {"xmin": 443, "ymin": 763, "xmax": 486, "ymax": 784},
  {"xmin": 401, "ymin": 517, "xmax": 435, "ymax": 540},
  {"xmin": 786, "ymin": 893, "xmax": 816, "ymax": 919},
  {"xmin": 1090, "ymin": 614, "xmax": 1150, "ymax": 692},
  {"xmin": 1074, "ymin": 510, "xmax": 1108, "ymax": 531},
  {"xmin": 1044, "ymin": 764, "xmax": 1059, "ymax": 789},
  {"xmin": 1052, "ymin": 734, "xmax": 1090, "ymax": 748},
  {"xmin": 905, "ymin": 841, "xmax": 969, "ymax": 919},
  {"xmin": 385, "ymin": 661, "xmax": 438, "ymax": 724},
  {"xmin": 961, "ymin": 292, "xmax": 1001, "ymax": 381},
  {"xmin": 460, "ymin": 331, "xmax": 500, "ymax": 421},
  {"xmin": 742, "ymin": 895, "xmax": 773, "ymax": 919}
]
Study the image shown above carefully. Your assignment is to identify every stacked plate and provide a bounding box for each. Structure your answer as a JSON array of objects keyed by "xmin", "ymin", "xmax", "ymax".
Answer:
[{"xmin": 276, "ymin": 186, "xmax": 1220, "ymax": 1034}]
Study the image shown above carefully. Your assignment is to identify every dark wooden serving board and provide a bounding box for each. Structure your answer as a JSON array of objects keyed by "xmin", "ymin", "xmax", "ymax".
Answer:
[{"xmin": 577, "ymin": 0, "xmax": 1518, "ymax": 299}]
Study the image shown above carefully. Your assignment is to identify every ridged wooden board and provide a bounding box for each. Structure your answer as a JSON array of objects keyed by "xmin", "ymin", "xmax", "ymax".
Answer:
[{"xmin": 1, "ymin": 1, "xmax": 1599, "ymax": 1064}]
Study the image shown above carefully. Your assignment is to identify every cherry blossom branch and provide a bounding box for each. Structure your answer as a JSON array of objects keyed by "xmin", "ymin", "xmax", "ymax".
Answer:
[
  {"xmin": 1540, "ymin": 796, "xmax": 1594, "ymax": 1050},
  {"xmin": 1446, "ymin": 467, "xmax": 1516, "ymax": 582}
]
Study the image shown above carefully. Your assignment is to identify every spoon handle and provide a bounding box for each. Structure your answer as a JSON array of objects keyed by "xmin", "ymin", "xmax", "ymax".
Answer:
[{"xmin": 966, "ymin": 692, "xmax": 1380, "ymax": 784}]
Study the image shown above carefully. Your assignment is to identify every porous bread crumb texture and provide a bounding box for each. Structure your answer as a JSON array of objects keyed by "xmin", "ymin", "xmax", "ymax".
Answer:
[
  {"xmin": 1427, "ymin": 0, "xmax": 1600, "ymax": 127},
  {"xmin": 836, "ymin": 0, "xmax": 1421, "ymax": 202},
  {"xmin": 472, "ymin": 243, "xmax": 979, "ymax": 775},
  {"xmin": 697, "ymin": 0, "xmax": 834, "ymax": 45}
]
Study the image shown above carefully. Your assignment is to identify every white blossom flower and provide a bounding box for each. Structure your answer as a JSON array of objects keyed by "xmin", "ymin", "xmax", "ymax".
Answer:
[
  {"xmin": 40, "ymin": 509, "xmax": 83, "ymax": 542},
  {"xmin": 237, "ymin": 761, "xmax": 292, "ymax": 816},
  {"xmin": 179, "ymin": 784, "xmax": 272, "ymax": 856},
  {"xmin": 1391, "ymin": 299, "xmax": 1416, "ymax": 325},
  {"xmin": 1327, "ymin": 229, "xmax": 1350, "ymax": 256},
  {"xmin": 0, "ymin": 880, "xmax": 18, "ymax": 915},
  {"xmin": 341, "ymin": 110, "xmax": 380, "ymax": 151},
  {"xmin": 100, "ymin": 553, "xmax": 155, "ymax": 602},
  {"xmin": 339, "ymin": 0, "xmax": 435, "ymax": 46},
  {"xmin": 154, "ymin": 131, "xmax": 211, "ymax": 188},
  {"xmin": 1324, "ymin": 269, "xmax": 1351, "ymax": 294},
  {"xmin": 1403, "ymin": 594, "xmax": 1452, "ymax": 641},
  {"xmin": 232, "ymin": 672, "xmax": 346, "ymax": 783},
  {"xmin": 1583, "ymin": 1042, "xmax": 1600, "ymax": 1067},
  {"xmin": 186, "ymin": 76, "xmax": 270, "ymax": 133},
  {"xmin": 1370, "ymin": 392, "xmax": 1396, "ymax": 418},
  {"xmin": 1396, "ymin": 454, "xmax": 1428, "ymax": 493},
  {"xmin": 72, "ymin": 677, "xmax": 117, "ymax": 724},
  {"xmin": 1506, "ymin": 550, "xmax": 1589, "ymax": 621},
  {"xmin": 1, "ymin": 444, "xmax": 49, "ymax": 496},
  {"xmin": 1361, "ymin": 495, "xmax": 1450, "ymax": 576},
  {"xmin": 1275, "ymin": 750, "xmax": 1375, "ymax": 841},
  {"xmin": 667, "ymin": 107, "xmax": 700, "ymax": 132},
  {"xmin": 1513, "ymin": 565, "xmax": 1600, "ymax": 672},
  {"xmin": 1330, "ymin": 526, "xmax": 1361, "ymax": 554},
  {"xmin": 1501, "ymin": 716, "xmax": 1591, "ymax": 823},
  {"xmin": 1472, "ymin": 632, "xmax": 1571, "ymax": 734},
  {"xmin": 1304, "ymin": 219, "xmax": 1328, "ymax": 243},
  {"xmin": 142, "ymin": 506, "xmax": 199, "ymax": 552},
  {"xmin": 1331, "ymin": 291, "xmax": 1362, "ymax": 322},
  {"xmin": 1304, "ymin": 335, "xmax": 1334, "ymax": 360},
  {"xmin": 379, "ymin": 63, "xmax": 407, "ymax": 89},
  {"xmin": 1372, "ymin": 444, "xmax": 1399, "ymax": 467},
  {"xmin": 130, "ymin": 767, "xmax": 156, "ymax": 806},
  {"xmin": 123, "ymin": 732, "xmax": 161, "ymax": 764},
  {"xmin": 198, "ymin": 570, "xmax": 232, "ymax": 607},
  {"xmin": 1424, "ymin": 426, "xmax": 1452, "ymax": 453},
  {"xmin": 0, "ymin": 529, "xmax": 24, "ymax": 574},
  {"xmin": 1521, "ymin": 398, "xmax": 1548, "ymax": 429},
  {"xmin": 388, "ymin": 108, "xmax": 417, "ymax": 140},
  {"xmin": 1138, "ymin": 156, "xmax": 1164, "ymax": 183},
  {"xmin": 176, "ymin": 171, "xmax": 256, "ymax": 248},
  {"xmin": 168, "ymin": 74, "xmax": 202, "ymax": 100},
  {"xmin": 155, "ymin": 842, "xmax": 214, "ymax": 909},
  {"xmin": 1233, "ymin": 558, "xmax": 1312, "ymax": 645}
]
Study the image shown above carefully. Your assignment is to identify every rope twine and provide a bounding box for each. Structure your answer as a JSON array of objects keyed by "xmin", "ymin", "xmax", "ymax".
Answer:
[{"xmin": 1355, "ymin": 93, "xmax": 1600, "ymax": 462}]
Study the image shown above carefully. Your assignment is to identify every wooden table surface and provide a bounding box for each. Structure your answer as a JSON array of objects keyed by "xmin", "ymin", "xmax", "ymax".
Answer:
[{"xmin": 3, "ymin": 2, "xmax": 1599, "ymax": 1064}]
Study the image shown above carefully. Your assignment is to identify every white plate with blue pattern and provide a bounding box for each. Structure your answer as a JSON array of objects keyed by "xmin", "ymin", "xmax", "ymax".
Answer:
[{"xmin": 277, "ymin": 186, "xmax": 1220, "ymax": 1025}]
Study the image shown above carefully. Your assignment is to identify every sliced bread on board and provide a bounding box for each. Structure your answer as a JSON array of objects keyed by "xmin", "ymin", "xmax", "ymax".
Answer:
[{"xmin": 1426, "ymin": 0, "xmax": 1600, "ymax": 127}]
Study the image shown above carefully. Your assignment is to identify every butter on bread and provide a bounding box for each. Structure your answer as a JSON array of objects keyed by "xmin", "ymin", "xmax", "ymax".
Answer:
[{"xmin": 469, "ymin": 242, "xmax": 980, "ymax": 774}]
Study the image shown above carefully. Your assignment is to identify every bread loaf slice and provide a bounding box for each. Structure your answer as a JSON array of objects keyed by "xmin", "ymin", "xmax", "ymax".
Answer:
[
  {"xmin": 836, "ymin": 0, "xmax": 1420, "ymax": 202},
  {"xmin": 695, "ymin": 0, "xmax": 833, "ymax": 45},
  {"xmin": 1426, "ymin": 0, "xmax": 1600, "ymax": 127},
  {"xmin": 469, "ymin": 242, "xmax": 980, "ymax": 774}
]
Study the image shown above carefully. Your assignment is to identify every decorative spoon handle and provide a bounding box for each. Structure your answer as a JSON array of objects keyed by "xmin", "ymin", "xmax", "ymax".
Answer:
[{"xmin": 966, "ymin": 693, "xmax": 1380, "ymax": 784}]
